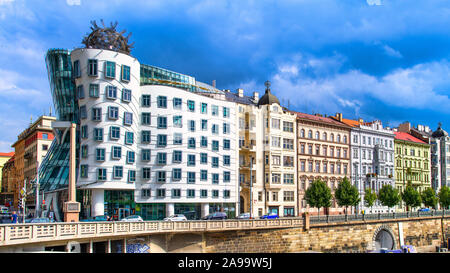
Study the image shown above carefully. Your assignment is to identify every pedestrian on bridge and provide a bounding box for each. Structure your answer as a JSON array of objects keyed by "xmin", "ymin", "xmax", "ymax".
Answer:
[{"xmin": 11, "ymin": 211, "xmax": 17, "ymax": 224}]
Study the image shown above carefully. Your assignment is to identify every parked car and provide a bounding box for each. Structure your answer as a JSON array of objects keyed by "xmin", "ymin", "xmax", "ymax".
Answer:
[
  {"xmin": 418, "ymin": 208, "xmax": 430, "ymax": 212},
  {"xmin": 120, "ymin": 215, "xmax": 143, "ymax": 222},
  {"xmin": 260, "ymin": 212, "xmax": 279, "ymax": 219},
  {"xmin": 0, "ymin": 206, "xmax": 9, "ymax": 214},
  {"xmin": 80, "ymin": 215, "xmax": 110, "ymax": 222},
  {"xmin": 237, "ymin": 213, "xmax": 251, "ymax": 219},
  {"xmin": 26, "ymin": 217, "xmax": 55, "ymax": 223},
  {"xmin": 202, "ymin": 212, "xmax": 227, "ymax": 220},
  {"xmin": 164, "ymin": 214, "xmax": 187, "ymax": 221}
]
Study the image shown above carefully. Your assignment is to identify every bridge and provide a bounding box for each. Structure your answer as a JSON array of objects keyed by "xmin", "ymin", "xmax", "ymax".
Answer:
[{"xmin": 0, "ymin": 211, "xmax": 448, "ymax": 253}]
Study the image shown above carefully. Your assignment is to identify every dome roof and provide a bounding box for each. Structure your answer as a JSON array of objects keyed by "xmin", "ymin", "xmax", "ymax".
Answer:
[
  {"xmin": 432, "ymin": 123, "xmax": 448, "ymax": 138},
  {"xmin": 257, "ymin": 80, "xmax": 280, "ymax": 106}
]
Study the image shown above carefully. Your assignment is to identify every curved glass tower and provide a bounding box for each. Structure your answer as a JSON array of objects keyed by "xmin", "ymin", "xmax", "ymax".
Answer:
[{"xmin": 39, "ymin": 49, "xmax": 79, "ymax": 192}]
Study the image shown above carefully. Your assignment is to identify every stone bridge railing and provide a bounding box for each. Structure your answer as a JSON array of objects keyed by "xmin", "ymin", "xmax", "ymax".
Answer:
[{"xmin": 0, "ymin": 218, "xmax": 304, "ymax": 247}]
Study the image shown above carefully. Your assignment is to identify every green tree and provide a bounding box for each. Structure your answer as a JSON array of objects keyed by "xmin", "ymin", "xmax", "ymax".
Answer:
[
  {"xmin": 438, "ymin": 186, "xmax": 450, "ymax": 210},
  {"xmin": 334, "ymin": 177, "xmax": 360, "ymax": 215},
  {"xmin": 401, "ymin": 184, "xmax": 422, "ymax": 212},
  {"xmin": 364, "ymin": 188, "xmax": 378, "ymax": 213},
  {"xmin": 304, "ymin": 179, "xmax": 332, "ymax": 217},
  {"xmin": 378, "ymin": 184, "xmax": 401, "ymax": 210},
  {"xmin": 421, "ymin": 187, "xmax": 438, "ymax": 209}
]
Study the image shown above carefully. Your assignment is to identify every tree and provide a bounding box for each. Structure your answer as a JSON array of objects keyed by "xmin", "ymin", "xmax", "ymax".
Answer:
[
  {"xmin": 304, "ymin": 179, "xmax": 332, "ymax": 217},
  {"xmin": 438, "ymin": 186, "xmax": 450, "ymax": 210},
  {"xmin": 364, "ymin": 188, "xmax": 378, "ymax": 213},
  {"xmin": 334, "ymin": 177, "xmax": 360, "ymax": 215},
  {"xmin": 401, "ymin": 184, "xmax": 422, "ymax": 212},
  {"xmin": 378, "ymin": 184, "xmax": 401, "ymax": 210},
  {"xmin": 421, "ymin": 187, "xmax": 438, "ymax": 209}
]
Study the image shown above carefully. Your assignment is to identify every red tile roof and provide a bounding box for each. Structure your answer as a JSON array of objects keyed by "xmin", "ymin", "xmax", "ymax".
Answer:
[
  {"xmin": 291, "ymin": 112, "xmax": 351, "ymax": 128},
  {"xmin": 394, "ymin": 132, "xmax": 427, "ymax": 144},
  {"xmin": 0, "ymin": 152, "xmax": 14, "ymax": 157}
]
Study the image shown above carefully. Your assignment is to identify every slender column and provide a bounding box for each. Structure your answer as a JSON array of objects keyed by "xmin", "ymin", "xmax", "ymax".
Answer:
[
  {"xmin": 91, "ymin": 189, "xmax": 105, "ymax": 217},
  {"xmin": 166, "ymin": 203, "xmax": 174, "ymax": 218}
]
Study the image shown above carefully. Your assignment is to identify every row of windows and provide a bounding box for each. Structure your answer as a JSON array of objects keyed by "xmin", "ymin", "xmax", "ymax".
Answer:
[
  {"xmin": 299, "ymin": 161, "xmax": 349, "ymax": 175},
  {"xmin": 73, "ymin": 59, "xmax": 130, "ymax": 82},
  {"xmin": 80, "ymin": 166, "xmax": 232, "ymax": 184},
  {"xmin": 140, "ymin": 188, "xmax": 231, "ymax": 199},
  {"xmin": 354, "ymin": 135, "xmax": 393, "ymax": 149},
  {"xmin": 299, "ymin": 143, "xmax": 348, "ymax": 158},
  {"xmin": 395, "ymin": 147, "xmax": 429, "ymax": 158},
  {"xmin": 88, "ymin": 147, "xmax": 232, "ymax": 167},
  {"xmin": 255, "ymin": 191, "xmax": 295, "ymax": 202},
  {"xmin": 299, "ymin": 129, "xmax": 348, "ymax": 144}
]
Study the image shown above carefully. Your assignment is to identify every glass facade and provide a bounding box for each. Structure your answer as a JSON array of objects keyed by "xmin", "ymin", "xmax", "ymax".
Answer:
[
  {"xmin": 136, "ymin": 203, "xmax": 166, "ymax": 220},
  {"xmin": 174, "ymin": 203, "xmax": 201, "ymax": 220},
  {"xmin": 105, "ymin": 190, "xmax": 135, "ymax": 220},
  {"xmin": 209, "ymin": 203, "xmax": 236, "ymax": 218}
]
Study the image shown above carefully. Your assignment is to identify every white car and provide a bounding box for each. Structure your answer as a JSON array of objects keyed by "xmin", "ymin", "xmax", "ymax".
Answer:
[
  {"xmin": 120, "ymin": 215, "xmax": 144, "ymax": 222},
  {"xmin": 164, "ymin": 214, "xmax": 187, "ymax": 221}
]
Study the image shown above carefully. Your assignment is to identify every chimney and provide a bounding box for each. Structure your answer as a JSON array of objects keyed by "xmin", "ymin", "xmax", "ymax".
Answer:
[
  {"xmin": 237, "ymin": 88, "xmax": 244, "ymax": 97},
  {"xmin": 212, "ymin": 80, "xmax": 216, "ymax": 88},
  {"xmin": 358, "ymin": 118, "xmax": 364, "ymax": 124},
  {"xmin": 253, "ymin": 92, "xmax": 259, "ymax": 101},
  {"xmin": 398, "ymin": 122, "xmax": 411, "ymax": 133},
  {"xmin": 336, "ymin": 113, "xmax": 343, "ymax": 122},
  {"xmin": 315, "ymin": 113, "xmax": 323, "ymax": 117}
]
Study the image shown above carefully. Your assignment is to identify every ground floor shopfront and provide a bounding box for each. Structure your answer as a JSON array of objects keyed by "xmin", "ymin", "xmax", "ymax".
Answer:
[{"xmin": 79, "ymin": 189, "xmax": 237, "ymax": 220}]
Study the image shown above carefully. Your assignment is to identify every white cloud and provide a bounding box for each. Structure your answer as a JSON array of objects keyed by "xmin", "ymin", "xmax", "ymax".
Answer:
[
  {"xmin": 382, "ymin": 45, "xmax": 403, "ymax": 58},
  {"xmin": 66, "ymin": 0, "xmax": 81, "ymax": 6},
  {"xmin": 366, "ymin": 0, "xmax": 382, "ymax": 6}
]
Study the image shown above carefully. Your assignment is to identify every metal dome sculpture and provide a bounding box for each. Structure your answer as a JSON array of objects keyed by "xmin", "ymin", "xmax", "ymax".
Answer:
[{"xmin": 82, "ymin": 20, "xmax": 134, "ymax": 55}]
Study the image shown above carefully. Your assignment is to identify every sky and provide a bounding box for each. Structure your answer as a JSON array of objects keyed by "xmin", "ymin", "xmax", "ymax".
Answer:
[{"xmin": 1, "ymin": 0, "xmax": 450, "ymax": 152}]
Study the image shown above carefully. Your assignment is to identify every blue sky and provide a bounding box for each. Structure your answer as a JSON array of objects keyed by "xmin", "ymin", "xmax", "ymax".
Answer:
[{"xmin": 1, "ymin": 0, "xmax": 450, "ymax": 151}]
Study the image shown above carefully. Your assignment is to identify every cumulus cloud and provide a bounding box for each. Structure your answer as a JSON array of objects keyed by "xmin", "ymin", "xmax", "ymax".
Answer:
[
  {"xmin": 367, "ymin": 0, "xmax": 382, "ymax": 6},
  {"xmin": 66, "ymin": 0, "xmax": 81, "ymax": 6}
]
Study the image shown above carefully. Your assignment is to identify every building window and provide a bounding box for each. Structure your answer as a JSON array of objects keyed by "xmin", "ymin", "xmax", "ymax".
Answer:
[
  {"xmin": 212, "ymin": 140, "xmax": 219, "ymax": 151},
  {"xmin": 106, "ymin": 85, "xmax": 117, "ymax": 99},
  {"xmin": 121, "ymin": 65, "xmax": 130, "ymax": 82},
  {"xmin": 212, "ymin": 124, "xmax": 219, "ymax": 135},
  {"xmin": 201, "ymin": 119, "xmax": 208, "ymax": 131},
  {"xmin": 283, "ymin": 121, "xmax": 293, "ymax": 132},
  {"xmin": 141, "ymin": 130, "xmax": 151, "ymax": 143},
  {"xmin": 73, "ymin": 60, "xmax": 81, "ymax": 78},
  {"xmin": 189, "ymin": 120, "xmax": 196, "ymax": 132},
  {"xmin": 108, "ymin": 106, "xmax": 119, "ymax": 120},
  {"xmin": 223, "ymin": 171, "xmax": 230, "ymax": 182},
  {"xmin": 92, "ymin": 107, "xmax": 102, "ymax": 121},
  {"xmin": 142, "ymin": 95, "xmax": 151, "ymax": 107},
  {"xmin": 77, "ymin": 85, "xmax": 85, "ymax": 99},
  {"xmin": 124, "ymin": 112, "xmax": 133, "ymax": 125},
  {"xmin": 272, "ymin": 118, "xmax": 280, "ymax": 129},
  {"xmin": 201, "ymin": 170, "xmax": 208, "ymax": 181},
  {"xmin": 188, "ymin": 154, "xmax": 196, "ymax": 166},
  {"xmin": 80, "ymin": 146, "xmax": 86, "ymax": 159},
  {"xmin": 97, "ymin": 168, "xmax": 107, "ymax": 181},
  {"xmin": 142, "ymin": 112, "xmax": 151, "ymax": 125},
  {"xmin": 142, "ymin": 149, "xmax": 151, "ymax": 161},
  {"xmin": 88, "ymin": 59, "xmax": 97, "ymax": 76},
  {"xmin": 173, "ymin": 116, "xmax": 182, "ymax": 128},
  {"xmin": 80, "ymin": 105, "xmax": 87, "ymax": 119},
  {"xmin": 127, "ymin": 151, "xmax": 135, "ymax": 164},
  {"xmin": 112, "ymin": 146, "xmax": 122, "ymax": 159},
  {"xmin": 223, "ymin": 155, "xmax": 230, "ymax": 166},
  {"xmin": 223, "ymin": 123, "xmax": 230, "ymax": 134},
  {"xmin": 142, "ymin": 168, "xmax": 151, "ymax": 180},
  {"xmin": 81, "ymin": 125, "xmax": 88, "ymax": 139},
  {"xmin": 188, "ymin": 172, "xmax": 196, "ymax": 183},
  {"xmin": 201, "ymin": 189, "xmax": 208, "ymax": 198},
  {"xmin": 173, "ymin": 97, "xmax": 182, "ymax": 109},
  {"xmin": 113, "ymin": 166, "xmax": 123, "ymax": 179},
  {"xmin": 172, "ymin": 169, "xmax": 182, "ymax": 181},
  {"xmin": 201, "ymin": 136, "xmax": 208, "ymax": 148},
  {"xmin": 80, "ymin": 165, "xmax": 88, "ymax": 178},
  {"xmin": 223, "ymin": 190, "xmax": 230, "ymax": 199},
  {"xmin": 157, "ymin": 96, "xmax": 167, "ymax": 108},
  {"xmin": 223, "ymin": 139, "xmax": 230, "ymax": 150},
  {"xmin": 187, "ymin": 100, "xmax": 195, "ymax": 112},
  {"xmin": 96, "ymin": 148, "xmax": 105, "ymax": 161},
  {"xmin": 212, "ymin": 105, "xmax": 219, "ymax": 116},
  {"xmin": 212, "ymin": 157, "xmax": 219, "ymax": 168},
  {"xmin": 157, "ymin": 153, "xmax": 167, "ymax": 165},
  {"xmin": 223, "ymin": 107, "xmax": 230, "ymax": 118},
  {"xmin": 157, "ymin": 134, "xmax": 167, "ymax": 147},
  {"xmin": 157, "ymin": 189, "xmax": 166, "ymax": 198},
  {"xmin": 212, "ymin": 173, "xmax": 219, "ymax": 184},
  {"xmin": 105, "ymin": 61, "xmax": 116, "ymax": 78},
  {"xmin": 173, "ymin": 150, "xmax": 182, "ymax": 163},
  {"xmin": 283, "ymin": 191, "xmax": 295, "ymax": 202},
  {"xmin": 187, "ymin": 189, "xmax": 195, "ymax": 198},
  {"xmin": 157, "ymin": 116, "xmax": 167, "ymax": 129},
  {"xmin": 283, "ymin": 139, "xmax": 294, "ymax": 150},
  {"xmin": 157, "ymin": 171, "xmax": 166, "ymax": 182},
  {"xmin": 173, "ymin": 133, "xmax": 182, "ymax": 145},
  {"xmin": 125, "ymin": 131, "xmax": 134, "ymax": 145},
  {"xmin": 212, "ymin": 190, "xmax": 219, "ymax": 198},
  {"xmin": 172, "ymin": 189, "xmax": 181, "ymax": 198},
  {"xmin": 272, "ymin": 173, "xmax": 281, "ymax": 184},
  {"xmin": 283, "ymin": 174, "xmax": 294, "ymax": 184},
  {"xmin": 110, "ymin": 126, "xmax": 120, "ymax": 140},
  {"xmin": 200, "ymin": 153, "xmax": 208, "ymax": 164},
  {"xmin": 201, "ymin": 102, "xmax": 208, "ymax": 114},
  {"xmin": 89, "ymin": 84, "xmax": 99, "ymax": 98},
  {"xmin": 127, "ymin": 170, "xmax": 136, "ymax": 183},
  {"xmin": 141, "ymin": 189, "xmax": 151, "ymax": 198},
  {"xmin": 122, "ymin": 89, "xmax": 132, "ymax": 102},
  {"xmin": 42, "ymin": 144, "xmax": 48, "ymax": 151}
]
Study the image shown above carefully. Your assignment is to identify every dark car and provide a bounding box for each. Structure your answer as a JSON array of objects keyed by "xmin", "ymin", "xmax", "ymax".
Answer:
[
  {"xmin": 260, "ymin": 212, "xmax": 279, "ymax": 219},
  {"xmin": 80, "ymin": 215, "xmax": 110, "ymax": 222},
  {"xmin": 202, "ymin": 212, "xmax": 227, "ymax": 220}
]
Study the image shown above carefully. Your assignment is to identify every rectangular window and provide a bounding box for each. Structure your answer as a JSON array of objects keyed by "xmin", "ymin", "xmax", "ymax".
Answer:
[
  {"xmin": 80, "ymin": 105, "xmax": 87, "ymax": 119},
  {"xmin": 89, "ymin": 84, "xmax": 99, "ymax": 98},
  {"xmin": 223, "ymin": 107, "xmax": 230, "ymax": 118},
  {"xmin": 110, "ymin": 126, "xmax": 120, "ymax": 140},
  {"xmin": 212, "ymin": 124, "xmax": 218, "ymax": 134},
  {"xmin": 141, "ymin": 131, "xmax": 151, "ymax": 143},
  {"xmin": 113, "ymin": 166, "xmax": 123, "ymax": 179},
  {"xmin": 283, "ymin": 156, "xmax": 294, "ymax": 167},
  {"xmin": 187, "ymin": 189, "xmax": 195, "ymax": 198},
  {"xmin": 81, "ymin": 125, "xmax": 88, "ymax": 139},
  {"xmin": 223, "ymin": 155, "xmax": 230, "ymax": 166},
  {"xmin": 188, "ymin": 172, "xmax": 196, "ymax": 184},
  {"xmin": 272, "ymin": 173, "xmax": 281, "ymax": 184},
  {"xmin": 108, "ymin": 106, "xmax": 119, "ymax": 120},
  {"xmin": 97, "ymin": 168, "xmax": 107, "ymax": 181},
  {"xmin": 157, "ymin": 134, "xmax": 167, "ymax": 147},
  {"xmin": 272, "ymin": 118, "xmax": 280, "ymax": 129},
  {"xmin": 173, "ymin": 97, "xmax": 182, "ymax": 109},
  {"xmin": 122, "ymin": 89, "xmax": 132, "ymax": 102},
  {"xmin": 92, "ymin": 107, "xmax": 102, "ymax": 121},
  {"xmin": 187, "ymin": 100, "xmax": 195, "ymax": 112},
  {"xmin": 223, "ymin": 123, "xmax": 230, "ymax": 134},
  {"xmin": 106, "ymin": 85, "xmax": 117, "ymax": 99},
  {"xmin": 283, "ymin": 174, "xmax": 294, "ymax": 184},
  {"xmin": 112, "ymin": 146, "xmax": 122, "ymax": 159},
  {"xmin": 212, "ymin": 173, "xmax": 219, "ymax": 184},
  {"xmin": 142, "ymin": 149, "xmax": 151, "ymax": 161},
  {"xmin": 189, "ymin": 120, "xmax": 195, "ymax": 132},
  {"xmin": 105, "ymin": 61, "xmax": 116, "ymax": 78},
  {"xmin": 125, "ymin": 131, "xmax": 134, "ymax": 145},
  {"xmin": 73, "ymin": 60, "xmax": 81, "ymax": 78},
  {"xmin": 77, "ymin": 85, "xmax": 85, "ymax": 99},
  {"xmin": 173, "ymin": 150, "xmax": 182, "ymax": 163},
  {"xmin": 201, "ymin": 189, "xmax": 208, "ymax": 198},
  {"xmin": 188, "ymin": 137, "xmax": 196, "ymax": 149},
  {"xmin": 121, "ymin": 65, "xmax": 130, "ymax": 82},
  {"xmin": 212, "ymin": 105, "xmax": 219, "ymax": 116},
  {"xmin": 173, "ymin": 116, "xmax": 182, "ymax": 128},
  {"xmin": 157, "ymin": 116, "xmax": 167, "ymax": 129},
  {"xmin": 201, "ymin": 103, "xmax": 208, "ymax": 114},
  {"xmin": 127, "ymin": 151, "xmax": 135, "ymax": 164},
  {"xmin": 172, "ymin": 168, "xmax": 182, "ymax": 181},
  {"xmin": 96, "ymin": 148, "xmax": 105, "ymax": 161},
  {"xmin": 80, "ymin": 165, "xmax": 88, "ymax": 178},
  {"xmin": 172, "ymin": 189, "xmax": 181, "ymax": 198},
  {"xmin": 223, "ymin": 139, "xmax": 230, "ymax": 150},
  {"xmin": 201, "ymin": 119, "xmax": 208, "ymax": 131},
  {"xmin": 223, "ymin": 171, "xmax": 230, "ymax": 182},
  {"xmin": 283, "ymin": 139, "xmax": 294, "ymax": 150},
  {"xmin": 81, "ymin": 145, "xmax": 88, "ymax": 158},
  {"xmin": 142, "ymin": 112, "xmax": 151, "ymax": 125},
  {"xmin": 201, "ymin": 170, "xmax": 208, "ymax": 181},
  {"xmin": 173, "ymin": 133, "xmax": 182, "ymax": 145},
  {"xmin": 88, "ymin": 59, "xmax": 98, "ymax": 77},
  {"xmin": 188, "ymin": 154, "xmax": 196, "ymax": 166},
  {"xmin": 223, "ymin": 190, "xmax": 230, "ymax": 199},
  {"xmin": 212, "ymin": 140, "xmax": 219, "ymax": 151},
  {"xmin": 128, "ymin": 170, "xmax": 136, "ymax": 182},
  {"xmin": 200, "ymin": 153, "xmax": 208, "ymax": 164},
  {"xmin": 212, "ymin": 190, "xmax": 219, "ymax": 198},
  {"xmin": 201, "ymin": 136, "xmax": 208, "ymax": 148},
  {"xmin": 212, "ymin": 157, "xmax": 219, "ymax": 168},
  {"xmin": 157, "ymin": 171, "xmax": 166, "ymax": 183},
  {"xmin": 157, "ymin": 96, "xmax": 167, "ymax": 108},
  {"xmin": 157, "ymin": 153, "xmax": 167, "ymax": 165},
  {"xmin": 283, "ymin": 191, "xmax": 295, "ymax": 202},
  {"xmin": 124, "ymin": 112, "xmax": 133, "ymax": 125},
  {"xmin": 283, "ymin": 121, "xmax": 294, "ymax": 132},
  {"xmin": 157, "ymin": 189, "xmax": 166, "ymax": 198},
  {"xmin": 142, "ymin": 167, "xmax": 151, "ymax": 179},
  {"xmin": 142, "ymin": 95, "xmax": 151, "ymax": 107},
  {"xmin": 94, "ymin": 128, "xmax": 103, "ymax": 142}
]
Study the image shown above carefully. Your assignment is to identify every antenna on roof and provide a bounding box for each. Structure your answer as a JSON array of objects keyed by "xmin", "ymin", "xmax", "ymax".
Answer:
[{"xmin": 287, "ymin": 99, "xmax": 290, "ymax": 109}]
